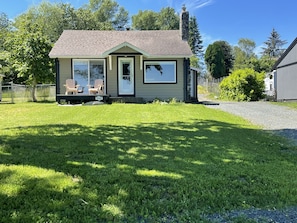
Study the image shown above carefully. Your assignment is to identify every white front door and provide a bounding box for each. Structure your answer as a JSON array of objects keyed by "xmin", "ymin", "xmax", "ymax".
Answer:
[{"xmin": 118, "ymin": 57, "xmax": 134, "ymax": 95}]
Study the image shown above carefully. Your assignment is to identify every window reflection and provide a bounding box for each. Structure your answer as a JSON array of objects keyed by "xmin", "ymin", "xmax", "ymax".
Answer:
[
  {"xmin": 73, "ymin": 59, "xmax": 105, "ymax": 94},
  {"xmin": 144, "ymin": 61, "xmax": 176, "ymax": 83}
]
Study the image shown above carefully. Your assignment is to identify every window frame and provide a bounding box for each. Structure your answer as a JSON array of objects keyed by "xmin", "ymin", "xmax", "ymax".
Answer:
[
  {"xmin": 72, "ymin": 59, "xmax": 106, "ymax": 93},
  {"xmin": 143, "ymin": 60, "xmax": 177, "ymax": 84}
]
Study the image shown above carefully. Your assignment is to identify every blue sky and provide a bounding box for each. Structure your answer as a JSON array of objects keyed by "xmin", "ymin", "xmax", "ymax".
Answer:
[{"xmin": 2, "ymin": 0, "xmax": 297, "ymax": 54}]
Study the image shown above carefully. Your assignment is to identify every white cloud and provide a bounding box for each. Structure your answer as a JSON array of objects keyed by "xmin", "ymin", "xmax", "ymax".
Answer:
[
  {"xmin": 166, "ymin": 0, "xmax": 213, "ymax": 12},
  {"xmin": 182, "ymin": 0, "xmax": 213, "ymax": 10},
  {"xmin": 201, "ymin": 32, "xmax": 219, "ymax": 47}
]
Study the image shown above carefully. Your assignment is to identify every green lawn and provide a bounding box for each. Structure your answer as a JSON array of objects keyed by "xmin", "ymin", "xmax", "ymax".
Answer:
[
  {"xmin": 271, "ymin": 101, "xmax": 297, "ymax": 110},
  {"xmin": 0, "ymin": 103, "xmax": 296, "ymax": 222}
]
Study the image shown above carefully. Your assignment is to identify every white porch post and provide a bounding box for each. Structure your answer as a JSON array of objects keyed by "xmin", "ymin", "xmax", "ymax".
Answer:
[
  {"xmin": 140, "ymin": 55, "xmax": 143, "ymax": 70},
  {"xmin": 109, "ymin": 55, "xmax": 113, "ymax": 70}
]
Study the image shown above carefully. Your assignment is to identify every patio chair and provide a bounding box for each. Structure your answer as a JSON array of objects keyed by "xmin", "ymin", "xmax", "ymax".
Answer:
[
  {"xmin": 64, "ymin": 79, "xmax": 79, "ymax": 95},
  {"xmin": 88, "ymin": 79, "xmax": 104, "ymax": 95}
]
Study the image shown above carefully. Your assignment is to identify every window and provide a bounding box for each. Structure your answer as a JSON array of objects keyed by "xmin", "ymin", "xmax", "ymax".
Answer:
[
  {"xmin": 144, "ymin": 61, "xmax": 176, "ymax": 83},
  {"xmin": 73, "ymin": 59, "xmax": 105, "ymax": 94}
]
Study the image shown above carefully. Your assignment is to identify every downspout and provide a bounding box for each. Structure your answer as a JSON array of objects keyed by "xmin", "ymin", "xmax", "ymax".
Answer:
[
  {"xmin": 55, "ymin": 58, "xmax": 60, "ymax": 101},
  {"xmin": 183, "ymin": 58, "xmax": 190, "ymax": 102}
]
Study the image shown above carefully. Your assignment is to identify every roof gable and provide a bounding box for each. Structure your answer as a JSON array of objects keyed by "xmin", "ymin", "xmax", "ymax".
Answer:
[
  {"xmin": 273, "ymin": 37, "xmax": 297, "ymax": 70},
  {"xmin": 49, "ymin": 30, "xmax": 193, "ymax": 58},
  {"xmin": 102, "ymin": 42, "xmax": 150, "ymax": 57}
]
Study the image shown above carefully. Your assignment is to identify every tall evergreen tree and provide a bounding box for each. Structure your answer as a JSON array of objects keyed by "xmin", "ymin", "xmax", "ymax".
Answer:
[
  {"xmin": 261, "ymin": 28, "xmax": 287, "ymax": 59},
  {"xmin": 215, "ymin": 41, "xmax": 234, "ymax": 75},
  {"xmin": 205, "ymin": 41, "xmax": 234, "ymax": 78},
  {"xmin": 205, "ymin": 43, "xmax": 226, "ymax": 78},
  {"xmin": 188, "ymin": 16, "xmax": 203, "ymax": 58}
]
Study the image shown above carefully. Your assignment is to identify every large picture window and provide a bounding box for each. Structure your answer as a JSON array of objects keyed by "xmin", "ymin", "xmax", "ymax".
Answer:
[
  {"xmin": 73, "ymin": 59, "xmax": 105, "ymax": 94},
  {"xmin": 144, "ymin": 61, "xmax": 176, "ymax": 83}
]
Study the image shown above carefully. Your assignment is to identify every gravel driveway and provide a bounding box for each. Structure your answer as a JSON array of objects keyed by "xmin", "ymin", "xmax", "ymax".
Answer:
[{"xmin": 208, "ymin": 101, "xmax": 297, "ymax": 145}]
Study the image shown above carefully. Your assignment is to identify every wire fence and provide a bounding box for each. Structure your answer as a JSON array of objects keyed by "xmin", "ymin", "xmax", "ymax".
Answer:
[
  {"xmin": 198, "ymin": 77, "xmax": 224, "ymax": 98},
  {"xmin": 0, "ymin": 83, "xmax": 56, "ymax": 103}
]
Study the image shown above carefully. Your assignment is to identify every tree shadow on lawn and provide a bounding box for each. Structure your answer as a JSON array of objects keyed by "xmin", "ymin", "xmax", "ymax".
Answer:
[
  {"xmin": 267, "ymin": 129, "xmax": 297, "ymax": 147},
  {"xmin": 1, "ymin": 120, "xmax": 297, "ymax": 222}
]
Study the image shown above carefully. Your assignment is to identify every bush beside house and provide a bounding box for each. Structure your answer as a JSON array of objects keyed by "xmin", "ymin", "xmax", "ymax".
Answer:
[{"xmin": 219, "ymin": 68, "xmax": 265, "ymax": 101}]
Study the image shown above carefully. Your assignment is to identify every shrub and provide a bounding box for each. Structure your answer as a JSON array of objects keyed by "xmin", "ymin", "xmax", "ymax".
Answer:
[{"xmin": 219, "ymin": 68, "xmax": 265, "ymax": 101}]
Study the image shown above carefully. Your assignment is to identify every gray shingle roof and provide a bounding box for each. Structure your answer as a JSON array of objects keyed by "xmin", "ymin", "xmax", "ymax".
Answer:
[{"xmin": 49, "ymin": 30, "xmax": 193, "ymax": 58}]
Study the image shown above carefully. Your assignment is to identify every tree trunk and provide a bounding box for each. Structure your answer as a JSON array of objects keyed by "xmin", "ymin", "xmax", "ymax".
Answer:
[{"xmin": 31, "ymin": 84, "xmax": 37, "ymax": 102}]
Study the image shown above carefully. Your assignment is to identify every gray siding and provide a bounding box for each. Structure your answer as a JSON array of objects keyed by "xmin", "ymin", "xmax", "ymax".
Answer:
[
  {"xmin": 59, "ymin": 58, "xmax": 72, "ymax": 94},
  {"xmin": 278, "ymin": 43, "xmax": 297, "ymax": 67},
  {"xmin": 136, "ymin": 58, "xmax": 184, "ymax": 101},
  {"xmin": 58, "ymin": 48, "xmax": 186, "ymax": 100},
  {"xmin": 106, "ymin": 56, "xmax": 118, "ymax": 97},
  {"xmin": 276, "ymin": 64, "xmax": 297, "ymax": 100},
  {"xmin": 106, "ymin": 56, "xmax": 184, "ymax": 100}
]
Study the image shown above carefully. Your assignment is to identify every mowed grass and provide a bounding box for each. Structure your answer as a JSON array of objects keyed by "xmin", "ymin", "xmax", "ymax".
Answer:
[
  {"xmin": 0, "ymin": 103, "xmax": 297, "ymax": 222},
  {"xmin": 271, "ymin": 101, "xmax": 297, "ymax": 110}
]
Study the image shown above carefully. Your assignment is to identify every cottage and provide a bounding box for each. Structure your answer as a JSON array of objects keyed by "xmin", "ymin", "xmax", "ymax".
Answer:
[
  {"xmin": 271, "ymin": 37, "xmax": 297, "ymax": 101},
  {"xmin": 49, "ymin": 7, "xmax": 196, "ymax": 103}
]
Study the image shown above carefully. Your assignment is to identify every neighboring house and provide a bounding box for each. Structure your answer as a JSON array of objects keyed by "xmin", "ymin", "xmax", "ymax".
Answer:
[
  {"xmin": 271, "ymin": 37, "xmax": 297, "ymax": 101},
  {"xmin": 264, "ymin": 71, "xmax": 275, "ymax": 97},
  {"xmin": 49, "ymin": 7, "xmax": 196, "ymax": 103}
]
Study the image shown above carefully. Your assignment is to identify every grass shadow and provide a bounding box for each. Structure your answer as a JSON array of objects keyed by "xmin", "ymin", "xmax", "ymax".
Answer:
[{"xmin": 1, "ymin": 120, "xmax": 297, "ymax": 222}]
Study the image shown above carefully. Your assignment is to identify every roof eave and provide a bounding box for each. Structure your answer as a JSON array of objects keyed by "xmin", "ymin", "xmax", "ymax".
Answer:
[
  {"xmin": 146, "ymin": 55, "xmax": 192, "ymax": 59},
  {"xmin": 49, "ymin": 55, "xmax": 105, "ymax": 59},
  {"xmin": 102, "ymin": 42, "xmax": 150, "ymax": 57},
  {"xmin": 50, "ymin": 54, "xmax": 193, "ymax": 59},
  {"xmin": 272, "ymin": 37, "xmax": 297, "ymax": 71}
]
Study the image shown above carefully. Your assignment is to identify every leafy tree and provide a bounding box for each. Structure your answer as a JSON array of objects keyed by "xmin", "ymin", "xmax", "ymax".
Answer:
[
  {"xmin": 220, "ymin": 68, "xmax": 265, "ymax": 101},
  {"xmin": 250, "ymin": 56, "xmax": 276, "ymax": 73},
  {"xmin": 190, "ymin": 55, "xmax": 199, "ymax": 69},
  {"xmin": 205, "ymin": 43, "xmax": 226, "ymax": 78},
  {"xmin": 0, "ymin": 12, "xmax": 11, "ymax": 50},
  {"xmin": 132, "ymin": 10, "xmax": 159, "ymax": 30},
  {"xmin": 58, "ymin": 3, "xmax": 79, "ymax": 30},
  {"xmin": 75, "ymin": 7, "xmax": 97, "ymax": 30},
  {"xmin": 238, "ymin": 38, "xmax": 256, "ymax": 57},
  {"xmin": 132, "ymin": 7, "xmax": 179, "ymax": 31},
  {"xmin": 113, "ymin": 6, "xmax": 129, "ymax": 29},
  {"xmin": 89, "ymin": 0, "xmax": 128, "ymax": 29},
  {"xmin": 14, "ymin": 0, "xmax": 129, "ymax": 42},
  {"xmin": 261, "ymin": 28, "xmax": 287, "ymax": 59},
  {"xmin": 0, "ymin": 12, "xmax": 15, "ymax": 83},
  {"xmin": 7, "ymin": 27, "xmax": 54, "ymax": 101},
  {"xmin": 0, "ymin": 12, "xmax": 10, "ymax": 31},
  {"xmin": 14, "ymin": 1, "xmax": 66, "ymax": 43},
  {"xmin": 157, "ymin": 7, "xmax": 179, "ymax": 30},
  {"xmin": 233, "ymin": 38, "xmax": 257, "ymax": 70}
]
